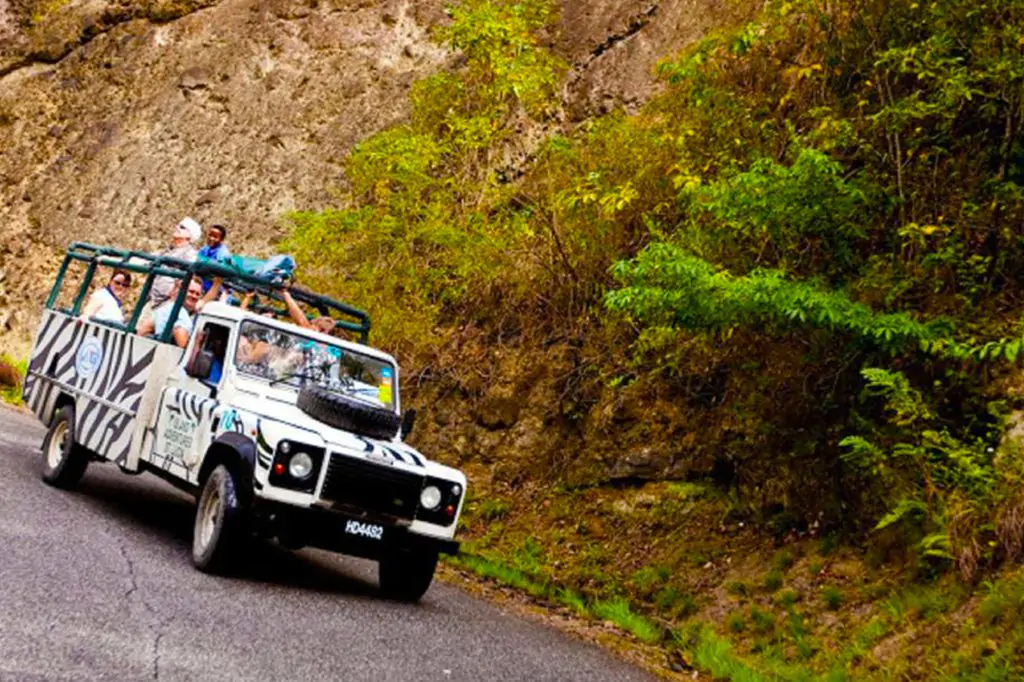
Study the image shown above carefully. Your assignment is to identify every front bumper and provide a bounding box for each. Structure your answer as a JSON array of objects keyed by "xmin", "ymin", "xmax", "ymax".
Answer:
[{"xmin": 253, "ymin": 500, "xmax": 460, "ymax": 559}]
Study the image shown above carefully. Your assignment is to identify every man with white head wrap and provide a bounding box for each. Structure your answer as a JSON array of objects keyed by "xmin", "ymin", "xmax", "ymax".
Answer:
[{"xmin": 148, "ymin": 217, "xmax": 201, "ymax": 307}]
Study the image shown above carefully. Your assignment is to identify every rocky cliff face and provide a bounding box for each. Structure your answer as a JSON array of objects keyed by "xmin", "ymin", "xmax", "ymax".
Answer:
[{"xmin": 0, "ymin": 0, "xmax": 728, "ymax": 351}]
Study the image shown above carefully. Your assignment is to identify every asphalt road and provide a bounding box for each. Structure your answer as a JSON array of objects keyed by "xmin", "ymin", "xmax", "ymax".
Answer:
[{"xmin": 0, "ymin": 406, "xmax": 652, "ymax": 682}]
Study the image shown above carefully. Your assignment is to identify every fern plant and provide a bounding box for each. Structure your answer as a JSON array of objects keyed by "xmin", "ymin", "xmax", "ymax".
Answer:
[{"xmin": 840, "ymin": 368, "xmax": 997, "ymax": 573}]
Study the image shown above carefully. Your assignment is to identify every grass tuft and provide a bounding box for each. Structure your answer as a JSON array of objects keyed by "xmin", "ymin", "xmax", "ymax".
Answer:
[
  {"xmin": 764, "ymin": 568, "xmax": 784, "ymax": 592},
  {"xmin": 980, "ymin": 575, "xmax": 1024, "ymax": 625},
  {"xmin": 592, "ymin": 598, "xmax": 663, "ymax": 644},
  {"xmin": 686, "ymin": 627, "xmax": 768, "ymax": 682},
  {"xmin": 473, "ymin": 498, "xmax": 511, "ymax": 521},
  {"xmin": 727, "ymin": 580, "xmax": 751, "ymax": 598},
  {"xmin": 822, "ymin": 585, "xmax": 844, "ymax": 610}
]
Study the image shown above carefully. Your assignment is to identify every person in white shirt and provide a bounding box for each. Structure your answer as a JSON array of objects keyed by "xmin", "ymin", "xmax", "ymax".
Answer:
[{"xmin": 81, "ymin": 270, "xmax": 132, "ymax": 324}]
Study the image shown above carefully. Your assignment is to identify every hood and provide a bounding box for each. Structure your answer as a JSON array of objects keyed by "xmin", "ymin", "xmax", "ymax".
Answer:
[{"xmin": 229, "ymin": 389, "xmax": 463, "ymax": 483}]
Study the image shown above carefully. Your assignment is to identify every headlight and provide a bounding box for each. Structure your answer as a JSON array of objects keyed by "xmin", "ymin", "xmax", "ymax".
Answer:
[
  {"xmin": 288, "ymin": 452, "xmax": 314, "ymax": 479},
  {"xmin": 279, "ymin": 441, "xmax": 292, "ymax": 454},
  {"xmin": 420, "ymin": 485, "xmax": 442, "ymax": 510},
  {"xmin": 451, "ymin": 484, "xmax": 462, "ymax": 497}
]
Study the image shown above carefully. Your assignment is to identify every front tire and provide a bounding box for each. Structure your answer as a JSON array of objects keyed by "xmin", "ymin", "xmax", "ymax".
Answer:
[
  {"xmin": 192, "ymin": 464, "xmax": 247, "ymax": 573},
  {"xmin": 378, "ymin": 548, "xmax": 439, "ymax": 602},
  {"xmin": 41, "ymin": 405, "xmax": 90, "ymax": 489}
]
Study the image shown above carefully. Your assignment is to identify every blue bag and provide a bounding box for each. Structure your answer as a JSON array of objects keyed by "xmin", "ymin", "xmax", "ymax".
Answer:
[{"xmin": 226, "ymin": 254, "xmax": 297, "ymax": 285}]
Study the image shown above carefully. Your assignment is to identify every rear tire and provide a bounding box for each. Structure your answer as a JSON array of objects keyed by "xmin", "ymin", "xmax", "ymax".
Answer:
[
  {"xmin": 192, "ymin": 464, "xmax": 247, "ymax": 573},
  {"xmin": 378, "ymin": 548, "xmax": 439, "ymax": 602},
  {"xmin": 41, "ymin": 405, "xmax": 90, "ymax": 489}
]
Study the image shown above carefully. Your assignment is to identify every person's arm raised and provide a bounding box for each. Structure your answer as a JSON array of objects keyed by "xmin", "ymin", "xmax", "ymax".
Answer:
[
  {"xmin": 281, "ymin": 289, "xmax": 313, "ymax": 330},
  {"xmin": 197, "ymin": 278, "xmax": 223, "ymax": 311}
]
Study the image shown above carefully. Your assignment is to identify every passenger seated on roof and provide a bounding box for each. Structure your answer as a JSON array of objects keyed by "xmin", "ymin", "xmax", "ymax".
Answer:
[
  {"xmin": 81, "ymin": 270, "xmax": 132, "ymax": 324},
  {"xmin": 149, "ymin": 218, "xmax": 201, "ymax": 308},
  {"xmin": 197, "ymin": 224, "xmax": 231, "ymax": 294},
  {"xmin": 138, "ymin": 277, "xmax": 221, "ymax": 348}
]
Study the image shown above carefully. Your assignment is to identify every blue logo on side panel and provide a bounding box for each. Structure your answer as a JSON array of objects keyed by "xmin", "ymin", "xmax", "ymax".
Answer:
[{"xmin": 75, "ymin": 337, "xmax": 104, "ymax": 379}]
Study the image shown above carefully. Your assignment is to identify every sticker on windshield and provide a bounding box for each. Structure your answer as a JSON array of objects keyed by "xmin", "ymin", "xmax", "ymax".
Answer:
[{"xmin": 379, "ymin": 368, "xmax": 393, "ymax": 405}]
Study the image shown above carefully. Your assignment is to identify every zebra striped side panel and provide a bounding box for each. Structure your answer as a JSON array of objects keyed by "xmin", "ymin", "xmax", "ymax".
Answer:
[{"xmin": 24, "ymin": 310, "xmax": 159, "ymax": 465}]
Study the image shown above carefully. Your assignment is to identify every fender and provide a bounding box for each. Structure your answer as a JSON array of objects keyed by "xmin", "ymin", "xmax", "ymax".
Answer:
[{"xmin": 200, "ymin": 432, "xmax": 259, "ymax": 495}]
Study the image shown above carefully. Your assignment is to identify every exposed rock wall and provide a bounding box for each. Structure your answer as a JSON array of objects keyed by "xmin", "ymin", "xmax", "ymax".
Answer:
[
  {"xmin": 0, "ymin": 0, "xmax": 730, "ymax": 352},
  {"xmin": 559, "ymin": 0, "xmax": 733, "ymax": 116}
]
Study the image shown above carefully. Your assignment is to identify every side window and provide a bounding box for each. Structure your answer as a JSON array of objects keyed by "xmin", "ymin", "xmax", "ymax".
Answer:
[{"xmin": 186, "ymin": 322, "xmax": 232, "ymax": 385}]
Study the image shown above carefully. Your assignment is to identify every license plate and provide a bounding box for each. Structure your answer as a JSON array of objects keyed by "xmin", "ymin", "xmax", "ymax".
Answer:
[{"xmin": 344, "ymin": 519, "xmax": 384, "ymax": 541}]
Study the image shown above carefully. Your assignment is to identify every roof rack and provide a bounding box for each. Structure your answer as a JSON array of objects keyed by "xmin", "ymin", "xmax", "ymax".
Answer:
[{"xmin": 48, "ymin": 242, "xmax": 372, "ymax": 344}]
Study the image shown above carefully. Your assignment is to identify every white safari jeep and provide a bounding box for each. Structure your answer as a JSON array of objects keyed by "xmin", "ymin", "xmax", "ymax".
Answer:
[{"xmin": 23, "ymin": 243, "xmax": 465, "ymax": 601}]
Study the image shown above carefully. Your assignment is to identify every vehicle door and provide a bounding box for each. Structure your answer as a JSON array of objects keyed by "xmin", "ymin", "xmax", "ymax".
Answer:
[{"xmin": 150, "ymin": 318, "xmax": 235, "ymax": 483}]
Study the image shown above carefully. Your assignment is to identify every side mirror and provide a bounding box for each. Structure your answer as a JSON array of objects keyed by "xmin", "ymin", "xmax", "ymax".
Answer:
[
  {"xmin": 188, "ymin": 350, "xmax": 215, "ymax": 381},
  {"xmin": 400, "ymin": 408, "xmax": 417, "ymax": 440}
]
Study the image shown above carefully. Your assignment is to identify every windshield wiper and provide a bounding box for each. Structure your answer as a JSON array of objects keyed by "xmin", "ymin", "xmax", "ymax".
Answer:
[{"xmin": 269, "ymin": 371, "xmax": 318, "ymax": 387}]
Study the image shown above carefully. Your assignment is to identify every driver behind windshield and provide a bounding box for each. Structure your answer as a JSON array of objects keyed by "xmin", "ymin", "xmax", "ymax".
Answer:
[{"xmin": 233, "ymin": 321, "xmax": 389, "ymax": 407}]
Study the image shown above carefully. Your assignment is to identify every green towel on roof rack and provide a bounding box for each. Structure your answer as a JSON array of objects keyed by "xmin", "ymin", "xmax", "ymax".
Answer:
[{"xmin": 224, "ymin": 254, "xmax": 297, "ymax": 285}]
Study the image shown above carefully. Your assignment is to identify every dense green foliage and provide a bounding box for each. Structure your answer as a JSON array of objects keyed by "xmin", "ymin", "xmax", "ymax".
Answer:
[
  {"xmin": 285, "ymin": 0, "xmax": 1024, "ymax": 575},
  {"xmin": 284, "ymin": 0, "xmax": 564, "ymax": 358},
  {"xmin": 602, "ymin": 0, "xmax": 1024, "ymax": 571}
]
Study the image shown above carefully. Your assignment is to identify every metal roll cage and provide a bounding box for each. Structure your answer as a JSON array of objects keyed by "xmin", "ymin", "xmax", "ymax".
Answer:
[{"xmin": 47, "ymin": 242, "xmax": 371, "ymax": 345}]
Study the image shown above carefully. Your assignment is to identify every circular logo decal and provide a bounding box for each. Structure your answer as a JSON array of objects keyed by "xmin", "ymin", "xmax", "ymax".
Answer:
[{"xmin": 75, "ymin": 337, "xmax": 104, "ymax": 379}]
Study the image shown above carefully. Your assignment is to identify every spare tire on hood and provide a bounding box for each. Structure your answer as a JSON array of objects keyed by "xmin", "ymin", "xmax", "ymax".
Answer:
[{"xmin": 296, "ymin": 385, "xmax": 402, "ymax": 441}]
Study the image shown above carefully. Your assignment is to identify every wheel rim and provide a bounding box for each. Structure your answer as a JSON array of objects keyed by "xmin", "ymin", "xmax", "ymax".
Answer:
[
  {"xmin": 47, "ymin": 420, "xmax": 68, "ymax": 470},
  {"xmin": 197, "ymin": 483, "xmax": 222, "ymax": 551}
]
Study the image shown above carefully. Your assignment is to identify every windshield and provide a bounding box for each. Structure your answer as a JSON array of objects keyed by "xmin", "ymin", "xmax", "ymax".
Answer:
[{"xmin": 234, "ymin": 320, "xmax": 396, "ymax": 410}]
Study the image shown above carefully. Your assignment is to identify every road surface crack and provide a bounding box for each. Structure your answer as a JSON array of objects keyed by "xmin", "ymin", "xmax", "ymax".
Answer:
[
  {"xmin": 152, "ymin": 625, "xmax": 166, "ymax": 680},
  {"xmin": 117, "ymin": 538, "xmax": 142, "ymax": 604},
  {"xmin": 115, "ymin": 535, "xmax": 168, "ymax": 679}
]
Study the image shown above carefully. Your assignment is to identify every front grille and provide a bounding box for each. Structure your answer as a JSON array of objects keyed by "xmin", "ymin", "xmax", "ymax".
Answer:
[{"xmin": 320, "ymin": 453, "xmax": 425, "ymax": 521}]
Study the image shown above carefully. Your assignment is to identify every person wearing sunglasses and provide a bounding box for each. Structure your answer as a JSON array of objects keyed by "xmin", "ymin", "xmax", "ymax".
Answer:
[{"xmin": 81, "ymin": 270, "xmax": 132, "ymax": 324}]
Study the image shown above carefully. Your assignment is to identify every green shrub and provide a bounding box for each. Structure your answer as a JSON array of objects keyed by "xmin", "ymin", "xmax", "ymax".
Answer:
[{"xmin": 0, "ymin": 355, "xmax": 26, "ymax": 406}]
